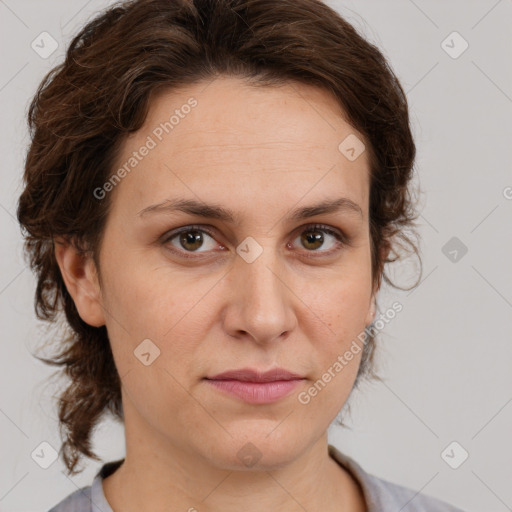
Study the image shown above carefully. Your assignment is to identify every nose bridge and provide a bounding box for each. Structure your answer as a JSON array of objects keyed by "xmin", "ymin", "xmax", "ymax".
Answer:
[
  {"xmin": 239, "ymin": 238, "xmax": 286, "ymax": 307},
  {"xmin": 228, "ymin": 237, "xmax": 295, "ymax": 341}
]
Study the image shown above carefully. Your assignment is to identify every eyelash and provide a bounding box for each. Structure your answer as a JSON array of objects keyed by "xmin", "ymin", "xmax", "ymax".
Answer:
[{"xmin": 161, "ymin": 223, "xmax": 348, "ymax": 260}]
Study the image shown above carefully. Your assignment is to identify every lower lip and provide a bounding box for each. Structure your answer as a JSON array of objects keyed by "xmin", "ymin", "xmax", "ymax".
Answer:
[{"xmin": 205, "ymin": 378, "xmax": 303, "ymax": 404}]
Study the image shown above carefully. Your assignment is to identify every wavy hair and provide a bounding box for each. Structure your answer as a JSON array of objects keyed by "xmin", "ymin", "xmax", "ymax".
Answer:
[{"xmin": 17, "ymin": 0, "xmax": 420, "ymax": 475}]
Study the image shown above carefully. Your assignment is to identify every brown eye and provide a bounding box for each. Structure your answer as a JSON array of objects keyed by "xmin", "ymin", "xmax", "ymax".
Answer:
[
  {"xmin": 293, "ymin": 224, "xmax": 346, "ymax": 255},
  {"xmin": 163, "ymin": 226, "xmax": 220, "ymax": 256},
  {"xmin": 178, "ymin": 230, "xmax": 205, "ymax": 251},
  {"xmin": 301, "ymin": 229, "xmax": 325, "ymax": 250},
  {"xmin": 162, "ymin": 223, "xmax": 346, "ymax": 260}
]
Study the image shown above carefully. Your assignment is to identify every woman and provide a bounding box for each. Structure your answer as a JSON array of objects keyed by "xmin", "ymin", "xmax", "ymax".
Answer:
[{"xmin": 17, "ymin": 0, "xmax": 465, "ymax": 510}]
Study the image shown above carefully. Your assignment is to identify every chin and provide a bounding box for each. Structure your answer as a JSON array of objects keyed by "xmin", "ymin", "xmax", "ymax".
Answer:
[{"xmin": 201, "ymin": 429, "xmax": 310, "ymax": 471}]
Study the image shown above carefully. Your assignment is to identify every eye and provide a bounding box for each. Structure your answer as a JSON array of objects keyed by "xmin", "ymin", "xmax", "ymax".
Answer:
[
  {"xmin": 290, "ymin": 224, "xmax": 346, "ymax": 256},
  {"xmin": 162, "ymin": 225, "xmax": 222, "ymax": 258},
  {"xmin": 161, "ymin": 223, "xmax": 347, "ymax": 260}
]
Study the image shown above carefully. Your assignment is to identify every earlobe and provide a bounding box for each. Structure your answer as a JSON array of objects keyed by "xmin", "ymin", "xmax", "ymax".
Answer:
[
  {"xmin": 53, "ymin": 237, "xmax": 106, "ymax": 327},
  {"xmin": 365, "ymin": 242, "xmax": 390, "ymax": 326},
  {"xmin": 365, "ymin": 296, "xmax": 376, "ymax": 327}
]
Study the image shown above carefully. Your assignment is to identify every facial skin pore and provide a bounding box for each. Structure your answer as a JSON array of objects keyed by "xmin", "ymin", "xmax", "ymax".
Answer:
[{"xmin": 55, "ymin": 76, "xmax": 380, "ymax": 512}]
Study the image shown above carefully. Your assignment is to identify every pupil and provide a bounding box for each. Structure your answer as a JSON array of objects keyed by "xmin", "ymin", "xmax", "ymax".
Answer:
[
  {"xmin": 304, "ymin": 231, "xmax": 323, "ymax": 249},
  {"xmin": 181, "ymin": 231, "xmax": 202, "ymax": 250}
]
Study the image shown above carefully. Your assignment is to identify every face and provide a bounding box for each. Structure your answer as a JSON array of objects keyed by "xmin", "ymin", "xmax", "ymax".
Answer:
[{"xmin": 74, "ymin": 76, "xmax": 377, "ymax": 470}]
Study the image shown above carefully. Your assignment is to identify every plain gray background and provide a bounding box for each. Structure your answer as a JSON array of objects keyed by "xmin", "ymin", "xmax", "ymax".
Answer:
[{"xmin": 1, "ymin": 1, "xmax": 511, "ymax": 511}]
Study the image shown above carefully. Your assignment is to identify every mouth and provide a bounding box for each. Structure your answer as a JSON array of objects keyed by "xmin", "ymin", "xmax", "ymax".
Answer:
[{"xmin": 204, "ymin": 367, "xmax": 305, "ymax": 404}]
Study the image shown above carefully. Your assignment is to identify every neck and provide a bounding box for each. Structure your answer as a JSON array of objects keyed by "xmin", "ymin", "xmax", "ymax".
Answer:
[{"xmin": 103, "ymin": 404, "xmax": 366, "ymax": 512}]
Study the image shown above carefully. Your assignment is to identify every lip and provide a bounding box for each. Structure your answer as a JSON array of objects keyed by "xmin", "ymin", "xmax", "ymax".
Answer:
[
  {"xmin": 207, "ymin": 368, "xmax": 304, "ymax": 382},
  {"xmin": 204, "ymin": 367, "xmax": 305, "ymax": 404}
]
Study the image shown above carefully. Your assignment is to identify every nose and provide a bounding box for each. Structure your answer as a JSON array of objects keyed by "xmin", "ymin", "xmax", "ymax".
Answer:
[{"xmin": 221, "ymin": 242, "xmax": 297, "ymax": 345}]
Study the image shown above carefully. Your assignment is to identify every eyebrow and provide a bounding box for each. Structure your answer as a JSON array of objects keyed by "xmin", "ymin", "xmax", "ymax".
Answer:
[{"xmin": 137, "ymin": 197, "xmax": 363, "ymax": 223}]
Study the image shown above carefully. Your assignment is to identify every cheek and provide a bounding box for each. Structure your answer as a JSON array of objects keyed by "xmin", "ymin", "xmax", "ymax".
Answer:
[
  {"xmin": 305, "ymin": 265, "xmax": 372, "ymax": 340},
  {"xmin": 99, "ymin": 264, "xmax": 207, "ymax": 424},
  {"xmin": 101, "ymin": 244, "xmax": 185, "ymax": 332},
  {"xmin": 298, "ymin": 283, "xmax": 368, "ymax": 416},
  {"xmin": 99, "ymin": 252, "xmax": 218, "ymax": 381},
  {"xmin": 297, "ymin": 267, "xmax": 371, "ymax": 407}
]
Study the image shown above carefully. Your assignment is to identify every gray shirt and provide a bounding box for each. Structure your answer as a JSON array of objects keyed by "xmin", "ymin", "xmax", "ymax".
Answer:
[{"xmin": 48, "ymin": 444, "xmax": 465, "ymax": 511}]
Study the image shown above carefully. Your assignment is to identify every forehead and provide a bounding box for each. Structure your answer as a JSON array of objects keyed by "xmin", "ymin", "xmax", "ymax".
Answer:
[{"xmin": 111, "ymin": 76, "xmax": 371, "ymax": 220}]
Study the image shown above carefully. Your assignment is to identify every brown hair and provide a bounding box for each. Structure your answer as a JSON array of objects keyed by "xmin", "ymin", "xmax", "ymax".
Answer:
[{"xmin": 17, "ymin": 0, "xmax": 420, "ymax": 475}]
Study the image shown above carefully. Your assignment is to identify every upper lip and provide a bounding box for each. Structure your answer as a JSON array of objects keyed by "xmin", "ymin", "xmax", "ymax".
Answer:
[{"xmin": 206, "ymin": 368, "xmax": 304, "ymax": 382}]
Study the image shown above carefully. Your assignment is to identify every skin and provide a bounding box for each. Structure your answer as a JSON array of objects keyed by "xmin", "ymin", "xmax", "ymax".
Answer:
[{"xmin": 55, "ymin": 75, "xmax": 385, "ymax": 512}]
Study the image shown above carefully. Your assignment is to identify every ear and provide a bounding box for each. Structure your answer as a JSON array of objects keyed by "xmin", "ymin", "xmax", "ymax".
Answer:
[
  {"xmin": 53, "ymin": 236, "xmax": 106, "ymax": 327},
  {"xmin": 365, "ymin": 295, "xmax": 377, "ymax": 327},
  {"xmin": 365, "ymin": 241, "xmax": 391, "ymax": 326}
]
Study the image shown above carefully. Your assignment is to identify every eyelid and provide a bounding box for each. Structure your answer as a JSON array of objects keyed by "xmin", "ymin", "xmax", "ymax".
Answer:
[
  {"xmin": 291, "ymin": 223, "xmax": 348, "ymax": 258},
  {"xmin": 160, "ymin": 224, "xmax": 221, "ymax": 256},
  {"xmin": 161, "ymin": 222, "xmax": 348, "ymax": 259}
]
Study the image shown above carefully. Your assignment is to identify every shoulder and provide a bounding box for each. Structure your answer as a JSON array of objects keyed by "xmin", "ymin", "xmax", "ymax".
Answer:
[
  {"xmin": 47, "ymin": 459, "xmax": 123, "ymax": 512},
  {"xmin": 328, "ymin": 444, "xmax": 466, "ymax": 512},
  {"xmin": 47, "ymin": 485, "xmax": 93, "ymax": 512},
  {"xmin": 361, "ymin": 470, "xmax": 465, "ymax": 512}
]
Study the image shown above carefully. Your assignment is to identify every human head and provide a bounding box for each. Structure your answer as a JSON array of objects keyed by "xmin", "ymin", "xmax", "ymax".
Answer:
[{"xmin": 17, "ymin": 0, "xmax": 419, "ymax": 474}]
